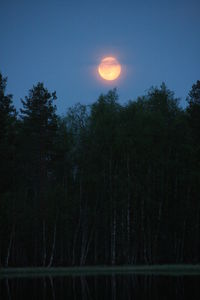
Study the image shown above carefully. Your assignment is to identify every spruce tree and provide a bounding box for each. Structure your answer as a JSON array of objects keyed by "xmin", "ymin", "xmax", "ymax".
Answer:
[
  {"xmin": 0, "ymin": 72, "xmax": 17, "ymax": 194},
  {"xmin": 20, "ymin": 82, "xmax": 58, "ymax": 209}
]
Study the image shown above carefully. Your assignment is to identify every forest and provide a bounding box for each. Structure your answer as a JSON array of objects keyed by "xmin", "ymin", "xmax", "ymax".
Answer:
[{"xmin": 0, "ymin": 72, "xmax": 200, "ymax": 267}]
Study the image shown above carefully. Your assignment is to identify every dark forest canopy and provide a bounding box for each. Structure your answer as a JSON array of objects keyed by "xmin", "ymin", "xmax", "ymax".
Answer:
[{"xmin": 0, "ymin": 72, "xmax": 200, "ymax": 267}]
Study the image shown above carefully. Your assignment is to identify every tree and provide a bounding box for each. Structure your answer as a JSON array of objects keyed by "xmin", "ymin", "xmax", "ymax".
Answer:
[
  {"xmin": 0, "ymin": 73, "xmax": 17, "ymax": 267},
  {"xmin": 187, "ymin": 80, "xmax": 200, "ymax": 142},
  {"xmin": 20, "ymin": 82, "xmax": 58, "ymax": 200},
  {"xmin": 186, "ymin": 81, "xmax": 200, "ymax": 261},
  {"xmin": 0, "ymin": 72, "xmax": 17, "ymax": 195},
  {"xmin": 0, "ymin": 73, "xmax": 16, "ymax": 140},
  {"xmin": 19, "ymin": 83, "xmax": 58, "ymax": 265}
]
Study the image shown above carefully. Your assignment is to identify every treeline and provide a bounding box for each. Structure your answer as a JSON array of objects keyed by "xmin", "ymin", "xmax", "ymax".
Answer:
[{"xmin": 0, "ymin": 72, "xmax": 200, "ymax": 267}]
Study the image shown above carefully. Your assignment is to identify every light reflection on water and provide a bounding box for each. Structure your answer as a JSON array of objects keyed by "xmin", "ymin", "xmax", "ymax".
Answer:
[{"xmin": 1, "ymin": 274, "xmax": 200, "ymax": 299}]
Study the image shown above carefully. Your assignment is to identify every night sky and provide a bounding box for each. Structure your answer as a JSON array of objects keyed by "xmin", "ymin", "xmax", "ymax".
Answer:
[{"xmin": 1, "ymin": 0, "xmax": 200, "ymax": 113}]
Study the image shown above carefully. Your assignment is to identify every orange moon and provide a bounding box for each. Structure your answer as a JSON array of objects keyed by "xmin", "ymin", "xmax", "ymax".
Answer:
[{"xmin": 98, "ymin": 56, "xmax": 121, "ymax": 81}]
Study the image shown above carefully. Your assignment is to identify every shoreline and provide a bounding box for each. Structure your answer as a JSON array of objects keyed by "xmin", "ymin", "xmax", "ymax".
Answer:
[{"xmin": 1, "ymin": 265, "xmax": 200, "ymax": 278}]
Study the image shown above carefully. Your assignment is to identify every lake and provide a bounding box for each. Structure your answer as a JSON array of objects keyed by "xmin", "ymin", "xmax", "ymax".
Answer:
[{"xmin": 1, "ymin": 273, "xmax": 200, "ymax": 299}]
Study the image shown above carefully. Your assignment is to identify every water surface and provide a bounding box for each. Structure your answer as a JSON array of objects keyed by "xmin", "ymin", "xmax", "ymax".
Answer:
[{"xmin": 1, "ymin": 274, "xmax": 200, "ymax": 299}]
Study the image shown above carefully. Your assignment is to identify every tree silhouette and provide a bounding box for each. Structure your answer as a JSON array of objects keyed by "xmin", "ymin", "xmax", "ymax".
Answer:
[{"xmin": 0, "ymin": 74, "xmax": 200, "ymax": 266}]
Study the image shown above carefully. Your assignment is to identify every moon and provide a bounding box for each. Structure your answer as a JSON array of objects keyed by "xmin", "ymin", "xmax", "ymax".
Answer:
[{"xmin": 98, "ymin": 56, "xmax": 121, "ymax": 81}]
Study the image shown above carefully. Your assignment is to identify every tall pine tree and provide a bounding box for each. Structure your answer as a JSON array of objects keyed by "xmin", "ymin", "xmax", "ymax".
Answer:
[
  {"xmin": 0, "ymin": 72, "xmax": 17, "ymax": 194},
  {"xmin": 20, "ymin": 82, "xmax": 58, "ymax": 212}
]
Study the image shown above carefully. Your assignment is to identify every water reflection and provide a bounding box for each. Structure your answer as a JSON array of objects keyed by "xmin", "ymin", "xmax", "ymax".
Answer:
[{"xmin": 1, "ymin": 274, "xmax": 200, "ymax": 299}]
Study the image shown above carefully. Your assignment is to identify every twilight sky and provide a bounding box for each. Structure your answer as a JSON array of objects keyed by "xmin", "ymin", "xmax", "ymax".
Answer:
[{"xmin": 1, "ymin": 0, "xmax": 200, "ymax": 114}]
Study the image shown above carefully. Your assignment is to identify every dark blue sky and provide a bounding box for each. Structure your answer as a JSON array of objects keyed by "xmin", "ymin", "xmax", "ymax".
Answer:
[{"xmin": 1, "ymin": 0, "xmax": 200, "ymax": 114}]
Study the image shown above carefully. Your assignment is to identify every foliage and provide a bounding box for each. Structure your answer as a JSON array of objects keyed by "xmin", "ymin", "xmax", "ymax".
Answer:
[{"xmin": 0, "ymin": 73, "xmax": 200, "ymax": 266}]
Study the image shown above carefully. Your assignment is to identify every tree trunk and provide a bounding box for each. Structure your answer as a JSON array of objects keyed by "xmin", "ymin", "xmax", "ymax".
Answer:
[
  {"xmin": 43, "ymin": 220, "xmax": 47, "ymax": 266},
  {"xmin": 48, "ymin": 215, "xmax": 57, "ymax": 267},
  {"xmin": 5, "ymin": 225, "xmax": 14, "ymax": 267}
]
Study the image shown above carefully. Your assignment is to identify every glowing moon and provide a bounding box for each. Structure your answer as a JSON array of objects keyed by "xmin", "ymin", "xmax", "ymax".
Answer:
[{"xmin": 98, "ymin": 56, "xmax": 121, "ymax": 81}]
